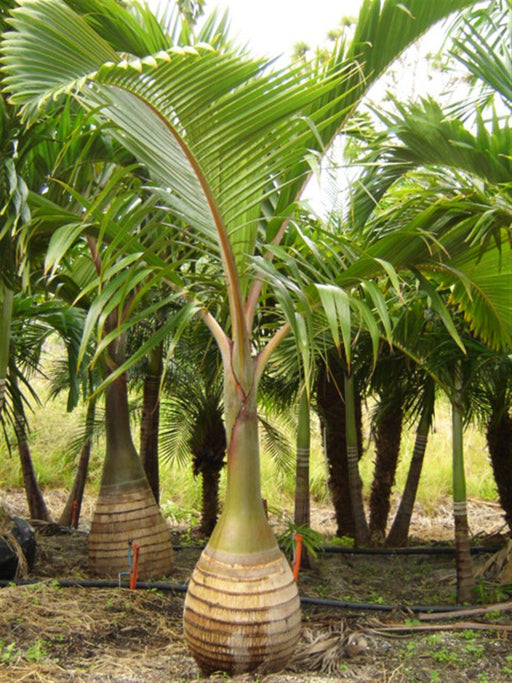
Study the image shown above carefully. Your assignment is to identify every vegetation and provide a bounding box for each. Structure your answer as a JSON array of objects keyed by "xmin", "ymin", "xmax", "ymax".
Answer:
[{"xmin": 0, "ymin": 0, "xmax": 510, "ymax": 678}]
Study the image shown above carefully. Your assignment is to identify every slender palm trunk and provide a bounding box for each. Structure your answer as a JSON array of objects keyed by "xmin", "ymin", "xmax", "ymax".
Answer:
[
  {"xmin": 345, "ymin": 374, "xmax": 370, "ymax": 547},
  {"xmin": 369, "ymin": 396, "xmax": 403, "ymax": 543},
  {"xmin": 386, "ymin": 385, "xmax": 435, "ymax": 546},
  {"xmin": 184, "ymin": 364, "xmax": 301, "ymax": 675},
  {"xmin": 315, "ymin": 361, "xmax": 355, "ymax": 537},
  {"xmin": 59, "ymin": 396, "xmax": 96, "ymax": 528},
  {"xmin": 452, "ymin": 363, "xmax": 474, "ymax": 603},
  {"xmin": 0, "ymin": 286, "xmax": 13, "ymax": 415},
  {"xmin": 294, "ymin": 387, "xmax": 311, "ymax": 567},
  {"xmin": 140, "ymin": 343, "xmax": 163, "ymax": 504},
  {"xmin": 11, "ymin": 373, "xmax": 51, "ymax": 521},
  {"xmin": 486, "ymin": 408, "xmax": 512, "ymax": 533}
]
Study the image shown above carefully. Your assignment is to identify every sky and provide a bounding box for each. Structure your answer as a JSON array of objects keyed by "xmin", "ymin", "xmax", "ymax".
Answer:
[{"xmin": 204, "ymin": 0, "xmax": 362, "ymax": 59}]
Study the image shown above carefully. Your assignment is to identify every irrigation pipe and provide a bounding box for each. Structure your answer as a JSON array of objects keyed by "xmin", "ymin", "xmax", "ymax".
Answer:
[
  {"xmin": 0, "ymin": 577, "xmax": 505, "ymax": 616},
  {"xmin": 172, "ymin": 543, "xmax": 500, "ymax": 556}
]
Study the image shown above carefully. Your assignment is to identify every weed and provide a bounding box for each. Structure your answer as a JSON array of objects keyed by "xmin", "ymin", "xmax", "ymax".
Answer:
[
  {"xmin": 278, "ymin": 523, "xmax": 324, "ymax": 559},
  {"xmin": 25, "ymin": 639, "xmax": 48, "ymax": 663},
  {"xmin": 0, "ymin": 641, "xmax": 20, "ymax": 663},
  {"xmin": 465, "ymin": 642, "xmax": 484, "ymax": 657}
]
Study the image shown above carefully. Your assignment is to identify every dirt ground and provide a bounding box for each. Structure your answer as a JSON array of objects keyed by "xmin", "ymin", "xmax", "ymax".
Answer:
[{"xmin": 1, "ymin": 491, "xmax": 512, "ymax": 683}]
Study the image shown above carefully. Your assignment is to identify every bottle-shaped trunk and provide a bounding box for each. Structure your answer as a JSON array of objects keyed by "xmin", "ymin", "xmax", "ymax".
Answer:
[
  {"xmin": 183, "ymin": 375, "xmax": 301, "ymax": 675},
  {"xmin": 88, "ymin": 372, "xmax": 173, "ymax": 579}
]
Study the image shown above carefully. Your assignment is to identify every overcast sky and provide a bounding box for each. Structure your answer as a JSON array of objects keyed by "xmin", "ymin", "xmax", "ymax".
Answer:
[{"xmin": 206, "ymin": 0, "xmax": 362, "ymax": 58}]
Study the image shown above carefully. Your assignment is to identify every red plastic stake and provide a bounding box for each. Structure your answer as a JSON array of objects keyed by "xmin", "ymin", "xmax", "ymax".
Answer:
[
  {"xmin": 71, "ymin": 500, "xmax": 79, "ymax": 530},
  {"xmin": 292, "ymin": 533, "xmax": 303, "ymax": 583},
  {"xmin": 129, "ymin": 544, "xmax": 140, "ymax": 589}
]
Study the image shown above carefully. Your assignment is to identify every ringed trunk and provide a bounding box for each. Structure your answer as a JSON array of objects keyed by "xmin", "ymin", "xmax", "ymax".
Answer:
[
  {"xmin": 183, "ymin": 378, "xmax": 301, "ymax": 675},
  {"xmin": 88, "ymin": 373, "xmax": 173, "ymax": 579},
  {"xmin": 452, "ymin": 364, "xmax": 474, "ymax": 603}
]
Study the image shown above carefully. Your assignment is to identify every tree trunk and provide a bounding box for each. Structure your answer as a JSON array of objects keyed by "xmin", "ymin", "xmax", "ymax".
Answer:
[
  {"xmin": 452, "ymin": 363, "xmax": 474, "ymax": 603},
  {"xmin": 386, "ymin": 384, "xmax": 435, "ymax": 547},
  {"xmin": 294, "ymin": 387, "xmax": 312, "ymax": 568},
  {"xmin": 59, "ymin": 396, "xmax": 96, "ymax": 528},
  {"xmin": 0, "ymin": 286, "xmax": 13, "ymax": 415},
  {"xmin": 183, "ymin": 364, "xmax": 301, "ymax": 675},
  {"xmin": 88, "ymin": 360, "xmax": 173, "ymax": 579},
  {"xmin": 486, "ymin": 408, "xmax": 512, "ymax": 533},
  {"xmin": 200, "ymin": 468, "xmax": 220, "ymax": 537},
  {"xmin": 11, "ymin": 378, "xmax": 51, "ymax": 522},
  {"xmin": 140, "ymin": 343, "xmax": 163, "ymax": 504},
  {"xmin": 315, "ymin": 359, "xmax": 356, "ymax": 537},
  {"xmin": 369, "ymin": 398, "xmax": 403, "ymax": 544},
  {"xmin": 345, "ymin": 374, "xmax": 370, "ymax": 547}
]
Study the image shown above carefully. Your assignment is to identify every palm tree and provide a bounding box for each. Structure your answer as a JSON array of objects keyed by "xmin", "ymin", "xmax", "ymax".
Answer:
[{"xmin": 3, "ymin": 0, "xmax": 482, "ymax": 673}]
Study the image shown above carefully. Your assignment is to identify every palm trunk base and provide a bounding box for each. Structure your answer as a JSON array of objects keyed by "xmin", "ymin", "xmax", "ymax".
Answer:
[
  {"xmin": 454, "ymin": 504, "xmax": 474, "ymax": 604},
  {"xmin": 88, "ymin": 483, "xmax": 173, "ymax": 579},
  {"xmin": 183, "ymin": 544, "xmax": 301, "ymax": 675}
]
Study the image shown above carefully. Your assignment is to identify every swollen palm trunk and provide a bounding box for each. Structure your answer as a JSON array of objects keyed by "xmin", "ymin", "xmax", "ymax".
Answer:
[
  {"xmin": 183, "ymin": 395, "xmax": 301, "ymax": 675},
  {"xmin": 184, "ymin": 544, "xmax": 301, "ymax": 675},
  {"xmin": 88, "ymin": 376, "xmax": 173, "ymax": 579},
  {"xmin": 88, "ymin": 480, "xmax": 173, "ymax": 579}
]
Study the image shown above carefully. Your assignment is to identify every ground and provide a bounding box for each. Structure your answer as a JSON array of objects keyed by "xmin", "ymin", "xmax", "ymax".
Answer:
[{"xmin": 1, "ymin": 491, "xmax": 512, "ymax": 682}]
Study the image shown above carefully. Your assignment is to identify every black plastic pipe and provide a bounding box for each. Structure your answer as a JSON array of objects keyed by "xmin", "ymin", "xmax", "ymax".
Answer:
[
  {"xmin": 172, "ymin": 543, "xmax": 500, "ymax": 555},
  {"xmin": 0, "ymin": 577, "xmax": 491, "ymax": 614}
]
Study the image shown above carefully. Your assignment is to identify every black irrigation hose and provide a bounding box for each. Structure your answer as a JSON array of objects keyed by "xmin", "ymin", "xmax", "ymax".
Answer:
[
  {"xmin": 318, "ymin": 544, "xmax": 501, "ymax": 556},
  {"xmin": 173, "ymin": 543, "xmax": 501, "ymax": 555},
  {"xmin": 0, "ymin": 577, "xmax": 494, "ymax": 614}
]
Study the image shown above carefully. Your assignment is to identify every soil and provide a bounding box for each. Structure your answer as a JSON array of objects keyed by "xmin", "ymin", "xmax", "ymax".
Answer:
[{"xmin": 1, "ymin": 490, "xmax": 512, "ymax": 683}]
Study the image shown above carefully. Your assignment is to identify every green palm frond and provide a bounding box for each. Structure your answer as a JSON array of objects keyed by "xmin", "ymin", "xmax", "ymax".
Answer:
[{"xmin": 451, "ymin": 0, "xmax": 512, "ymax": 109}]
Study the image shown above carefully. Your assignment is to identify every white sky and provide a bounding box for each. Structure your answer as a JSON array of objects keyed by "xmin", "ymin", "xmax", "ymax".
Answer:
[{"xmin": 205, "ymin": 0, "xmax": 362, "ymax": 59}]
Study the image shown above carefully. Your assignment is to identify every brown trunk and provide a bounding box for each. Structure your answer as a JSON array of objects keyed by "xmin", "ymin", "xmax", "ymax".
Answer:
[
  {"xmin": 487, "ymin": 409, "xmax": 512, "ymax": 532},
  {"xmin": 315, "ymin": 359, "xmax": 362, "ymax": 538},
  {"xmin": 140, "ymin": 344, "xmax": 163, "ymax": 504},
  {"xmin": 369, "ymin": 401, "xmax": 403, "ymax": 544},
  {"xmin": 59, "ymin": 397, "xmax": 95, "ymax": 528},
  {"xmin": 386, "ymin": 433, "xmax": 428, "ymax": 546},
  {"xmin": 200, "ymin": 469, "xmax": 220, "ymax": 537},
  {"xmin": 454, "ymin": 502, "xmax": 474, "ymax": 603},
  {"xmin": 386, "ymin": 386, "xmax": 435, "ymax": 546},
  {"xmin": 14, "ymin": 411, "xmax": 51, "ymax": 522}
]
